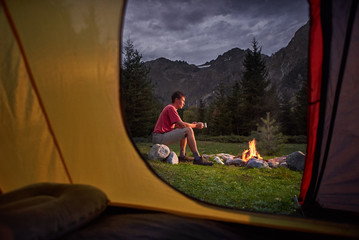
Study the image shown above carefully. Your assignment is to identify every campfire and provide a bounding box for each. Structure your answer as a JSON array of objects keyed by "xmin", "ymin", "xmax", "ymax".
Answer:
[
  {"xmin": 201, "ymin": 138, "xmax": 304, "ymax": 170},
  {"xmin": 241, "ymin": 139, "xmax": 262, "ymax": 162}
]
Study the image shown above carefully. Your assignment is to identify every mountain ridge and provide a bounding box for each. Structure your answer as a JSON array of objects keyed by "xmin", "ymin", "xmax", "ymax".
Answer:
[{"xmin": 145, "ymin": 22, "xmax": 309, "ymax": 106}]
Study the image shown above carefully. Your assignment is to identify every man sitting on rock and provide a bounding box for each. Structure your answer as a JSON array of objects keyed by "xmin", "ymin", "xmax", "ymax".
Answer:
[{"xmin": 152, "ymin": 91, "xmax": 213, "ymax": 166}]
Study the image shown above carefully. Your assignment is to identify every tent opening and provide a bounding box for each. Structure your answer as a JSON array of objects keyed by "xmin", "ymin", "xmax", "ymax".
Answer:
[{"xmin": 121, "ymin": 0, "xmax": 310, "ymax": 216}]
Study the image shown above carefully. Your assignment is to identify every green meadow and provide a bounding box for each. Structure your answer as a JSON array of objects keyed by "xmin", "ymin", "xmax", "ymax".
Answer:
[{"xmin": 135, "ymin": 140, "xmax": 305, "ymax": 216}]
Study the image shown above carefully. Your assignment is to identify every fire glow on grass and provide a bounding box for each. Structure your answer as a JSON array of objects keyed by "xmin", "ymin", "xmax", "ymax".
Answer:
[{"xmin": 241, "ymin": 139, "xmax": 263, "ymax": 162}]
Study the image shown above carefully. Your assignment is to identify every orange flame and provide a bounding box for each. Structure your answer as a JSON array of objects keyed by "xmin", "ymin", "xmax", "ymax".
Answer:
[{"xmin": 241, "ymin": 139, "xmax": 262, "ymax": 162}]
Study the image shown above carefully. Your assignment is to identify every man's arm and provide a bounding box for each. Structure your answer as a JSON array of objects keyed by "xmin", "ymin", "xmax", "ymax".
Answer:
[{"xmin": 175, "ymin": 120, "xmax": 204, "ymax": 129}]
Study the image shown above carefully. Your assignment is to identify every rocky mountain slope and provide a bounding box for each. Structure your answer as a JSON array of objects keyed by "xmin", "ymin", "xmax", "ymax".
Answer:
[{"xmin": 145, "ymin": 22, "xmax": 309, "ymax": 106}]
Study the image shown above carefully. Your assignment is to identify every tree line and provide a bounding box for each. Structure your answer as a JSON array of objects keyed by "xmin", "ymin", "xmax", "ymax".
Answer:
[{"xmin": 121, "ymin": 39, "xmax": 307, "ymax": 139}]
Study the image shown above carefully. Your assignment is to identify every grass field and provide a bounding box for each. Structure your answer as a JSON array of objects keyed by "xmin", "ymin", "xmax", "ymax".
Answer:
[{"xmin": 135, "ymin": 140, "xmax": 306, "ymax": 216}]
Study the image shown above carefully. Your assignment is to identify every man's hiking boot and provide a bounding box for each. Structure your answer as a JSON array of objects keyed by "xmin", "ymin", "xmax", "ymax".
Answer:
[
  {"xmin": 193, "ymin": 156, "xmax": 213, "ymax": 166},
  {"xmin": 179, "ymin": 155, "xmax": 194, "ymax": 162}
]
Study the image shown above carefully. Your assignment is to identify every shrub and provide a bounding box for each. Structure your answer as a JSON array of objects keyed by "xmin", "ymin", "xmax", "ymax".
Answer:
[{"xmin": 252, "ymin": 112, "xmax": 286, "ymax": 155}]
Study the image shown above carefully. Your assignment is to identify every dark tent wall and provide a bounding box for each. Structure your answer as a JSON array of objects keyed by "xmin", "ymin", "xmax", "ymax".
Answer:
[{"xmin": 299, "ymin": 0, "xmax": 359, "ymax": 216}]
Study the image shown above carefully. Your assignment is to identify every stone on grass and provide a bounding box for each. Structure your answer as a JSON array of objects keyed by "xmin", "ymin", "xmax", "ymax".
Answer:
[
  {"xmin": 226, "ymin": 158, "xmax": 246, "ymax": 167},
  {"xmin": 286, "ymin": 151, "xmax": 305, "ymax": 171},
  {"xmin": 274, "ymin": 156, "xmax": 287, "ymax": 163},
  {"xmin": 267, "ymin": 159, "xmax": 280, "ymax": 168},
  {"xmin": 214, "ymin": 156, "xmax": 224, "ymax": 165},
  {"xmin": 166, "ymin": 151, "xmax": 178, "ymax": 164},
  {"xmin": 148, "ymin": 144, "xmax": 170, "ymax": 160},
  {"xmin": 246, "ymin": 158, "xmax": 270, "ymax": 169},
  {"xmin": 267, "ymin": 156, "xmax": 287, "ymax": 168},
  {"xmin": 225, "ymin": 158, "xmax": 233, "ymax": 166},
  {"xmin": 217, "ymin": 153, "xmax": 235, "ymax": 162},
  {"xmin": 202, "ymin": 154, "xmax": 210, "ymax": 159},
  {"xmin": 279, "ymin": 162, "xmax": 288, "ymax": 168},
  {"xmin": 234, "ymin": 158, "xmax": 246, "ymax": 167}
]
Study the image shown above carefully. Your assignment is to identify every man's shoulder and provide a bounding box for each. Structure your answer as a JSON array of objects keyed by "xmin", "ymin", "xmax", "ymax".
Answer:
[
  {"xmin": 163, "ymin": 104, "xmax": 180, "ymax": 119},
  {"xmin": 163, "ymin": 104, "xmax": 176, "ymax": 111}
]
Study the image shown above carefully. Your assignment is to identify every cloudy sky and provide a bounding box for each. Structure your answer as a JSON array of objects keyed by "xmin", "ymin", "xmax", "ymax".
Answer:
[{"xmin": 122, "ymin": 0, "xmax": 309, "ymax": 65}]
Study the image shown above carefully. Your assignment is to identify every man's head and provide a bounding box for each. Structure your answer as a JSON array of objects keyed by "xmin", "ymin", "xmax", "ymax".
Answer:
[{"xmin": 171, "ymin": 91, "xmax": 185, "ymax": 109}]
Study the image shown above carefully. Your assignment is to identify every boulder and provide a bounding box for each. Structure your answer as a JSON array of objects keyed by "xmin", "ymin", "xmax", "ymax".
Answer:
[
  {"xmin": 246, "ymin": 158, "xmax": 270, "ymax": 169},
  {"xmin": 148, "ymin": 144, "xmax": 170, "ymax": 160},
  {"xmin": 166, "ymin": 151, "xmax": 178, "ymax": 164},
  {"xmin": 286, "ymin": 151, "xmax": 305, "ymax": 171}
]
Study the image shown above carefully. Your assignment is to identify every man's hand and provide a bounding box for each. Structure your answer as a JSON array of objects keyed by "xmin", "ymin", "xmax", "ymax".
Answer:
[
  {"xmin": 194, "ymin": 122, "xmax": 204, "ymax": 129},
  {"xmin": 178, "ymin": 121, "xmax": 204, "ymax": 129}
]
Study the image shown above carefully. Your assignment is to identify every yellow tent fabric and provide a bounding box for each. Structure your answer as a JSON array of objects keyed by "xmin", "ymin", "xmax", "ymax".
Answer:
[{"xmin": 0, "ymin": 0, "xmax": 357, "ymax": 238}]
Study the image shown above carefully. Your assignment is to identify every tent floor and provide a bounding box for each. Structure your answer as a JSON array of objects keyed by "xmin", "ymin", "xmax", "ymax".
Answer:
[{"xmin": 61, "ymin": 206, "xmax": 349, "ymax": 240}]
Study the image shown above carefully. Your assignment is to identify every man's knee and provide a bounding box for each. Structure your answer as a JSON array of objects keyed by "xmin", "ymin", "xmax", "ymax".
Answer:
[{"xmin": 185, "ymin": 127, "xmax": 194, "ymax": 136}]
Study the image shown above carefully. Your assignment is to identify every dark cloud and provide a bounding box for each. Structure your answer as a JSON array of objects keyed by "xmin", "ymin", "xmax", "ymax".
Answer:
[{"xmin": 123, "ymin": 0, "xmax": 309, "ymax": 65}]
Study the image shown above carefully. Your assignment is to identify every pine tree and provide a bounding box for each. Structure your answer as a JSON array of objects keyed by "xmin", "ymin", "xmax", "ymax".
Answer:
[
  {"xmin": 240, "ymin": 38, "xmax": 269, "ymax": 135},
  {"xmin": 278, "ymin": 97, "xmax": 295, "ymax": 135},
  {"xmin": 292, "ymin": 82, "xmax": 307, "ymax": 135},
  {"xmin": 227, "ymin": 80, "xmax": 242, "ymax": 135},
  {"xmin": 278, "ymin": 82, "xmax": 307, "ymax": 136},
  {"xmin": 121, "ymin": 39, "xmax": 160, "ymax": 137},
  {"xmin": 210, "ymin": 80, "xmax": 232, "ymax": 135},
  {"xmin": 263, "ymin": 83, "xmax": 281, "ymax": 119},
  {"xmin": 206, "ymin": 100, "xmax": 216, "ymax": 135},
  {"xmin": 198, "ymin": 99, "xmax": 206, "ymax": 123},
  {"xmin": 278, "ymin": 59, "xmax": 308, "ymax": 136}
]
